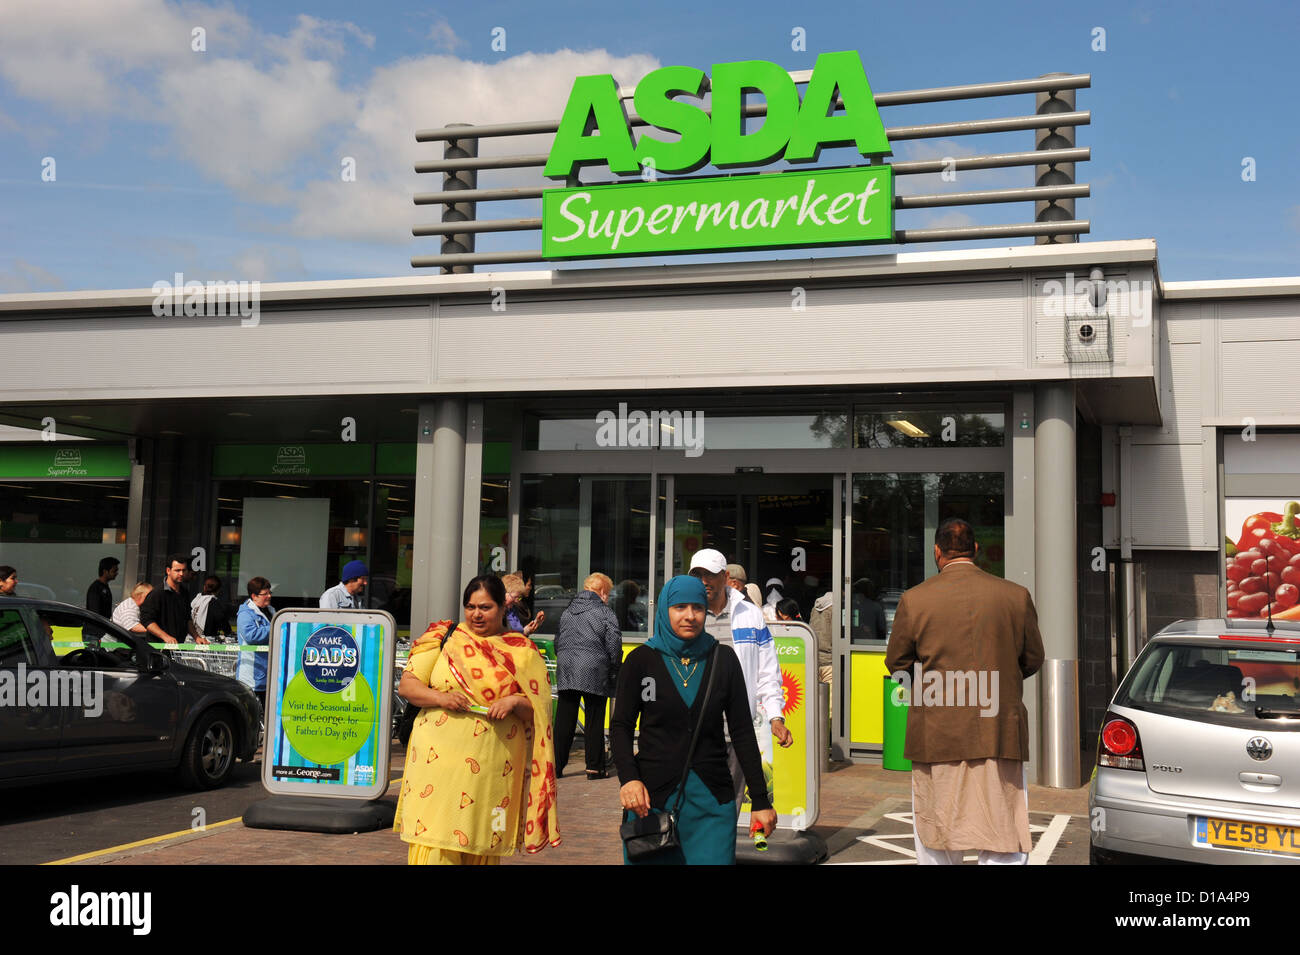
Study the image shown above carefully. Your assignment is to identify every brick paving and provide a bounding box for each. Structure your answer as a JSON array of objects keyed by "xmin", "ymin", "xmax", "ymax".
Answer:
[{"xmin": 81, "ymin": 745, "xmax": 1091, "ymax": 866}]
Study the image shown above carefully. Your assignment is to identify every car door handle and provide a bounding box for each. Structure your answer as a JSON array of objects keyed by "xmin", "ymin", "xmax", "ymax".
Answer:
[{"xmin": 1238, "ymin": 771, "xmax": 1282, "ymax": 787}]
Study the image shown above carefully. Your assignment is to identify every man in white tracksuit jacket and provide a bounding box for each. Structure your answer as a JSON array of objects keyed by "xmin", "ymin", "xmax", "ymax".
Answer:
[{"xmin": 689, "ymin": 548, "xmax": 793, "ymax": 809}]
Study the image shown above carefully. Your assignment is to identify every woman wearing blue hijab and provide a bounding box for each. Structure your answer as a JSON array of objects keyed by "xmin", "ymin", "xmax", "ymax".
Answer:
[{"xmin": 610, "ymin": 575, "xmax": 776, "ymax": 864}]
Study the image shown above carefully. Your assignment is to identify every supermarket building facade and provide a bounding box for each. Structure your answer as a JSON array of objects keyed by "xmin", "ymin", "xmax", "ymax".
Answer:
[{"xmin": 3, "ymin": 56, "xmax": 1299, "ymax": 788}]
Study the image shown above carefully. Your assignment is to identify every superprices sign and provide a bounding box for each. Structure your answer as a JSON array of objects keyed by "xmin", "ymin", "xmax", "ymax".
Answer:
[{"xmin": 541, "ymin": 51, "xmax": 894, "ymax": 259}]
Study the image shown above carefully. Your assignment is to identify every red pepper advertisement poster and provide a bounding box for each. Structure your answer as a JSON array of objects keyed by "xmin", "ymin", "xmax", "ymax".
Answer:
[{"xmin": 1224, "ymin": 498, "xmax": 1300, "ymax": 621}]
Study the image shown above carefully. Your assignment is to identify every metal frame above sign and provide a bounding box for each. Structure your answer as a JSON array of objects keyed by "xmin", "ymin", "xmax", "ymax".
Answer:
[{"xmin": 412, "ymin": 51, "xmax": 1090, "ymax": 272}]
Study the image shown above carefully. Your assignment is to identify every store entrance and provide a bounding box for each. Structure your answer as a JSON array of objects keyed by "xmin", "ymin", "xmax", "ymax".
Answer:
[{"xmin": 669, "ymin": 474, "xmax": 836, "ymax": 621}]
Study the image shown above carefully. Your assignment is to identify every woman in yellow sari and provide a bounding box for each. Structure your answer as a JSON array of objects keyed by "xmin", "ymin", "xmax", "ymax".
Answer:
[{"xmin": 395, "ymin": 575, "xmax": 560, "ymax": 864}]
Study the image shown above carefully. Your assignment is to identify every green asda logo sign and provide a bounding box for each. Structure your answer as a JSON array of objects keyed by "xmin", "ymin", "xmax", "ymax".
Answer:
[{"xmin": 542, "ymin": 51, "xmax": 893, "ymax": 259}]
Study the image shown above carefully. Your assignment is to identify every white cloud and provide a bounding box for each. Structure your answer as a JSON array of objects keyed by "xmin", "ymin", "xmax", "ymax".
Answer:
[
  {"xmin": 230, "ymin": 244, "xmax": 307, "ymax": 281},
  {"xmin": 155, "ymin": 51, "xmax": 360, "ymax": 202},
  {"xmin": 292, "ymin": 49, "xmax": 660, "ymax": 242},
  {"xmin": 0, "ymin": 258, "xmax": 65, "ymax": 292},
  {"xmin": 0, "ymin": 3, "xmax": 660, "ymax": 247},
  {"xmin": 0, "ymin": 0, "xmax": 246, "ymax": 115},
  {"xmin": 428, "ymin": 17, "xmax": 460, "ymax": 52},
  {"xmin": 911, "ymin": 210, "xmax": 977, "ymax": 230},
  {"xmin": 891, "ymin": 139, "xmax": 1031, "ymax": 197}
]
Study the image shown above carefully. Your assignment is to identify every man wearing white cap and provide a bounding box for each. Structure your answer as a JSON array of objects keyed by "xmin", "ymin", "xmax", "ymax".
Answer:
[{"xmin": 688, "ymin": 548, "xmax": 793, "ymax": 809}]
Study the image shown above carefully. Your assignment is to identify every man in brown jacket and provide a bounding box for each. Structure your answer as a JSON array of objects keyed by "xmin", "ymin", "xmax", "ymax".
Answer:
[{"xmin": 885, "ymin": 517, "xmax": 1045, "ymax": 864}]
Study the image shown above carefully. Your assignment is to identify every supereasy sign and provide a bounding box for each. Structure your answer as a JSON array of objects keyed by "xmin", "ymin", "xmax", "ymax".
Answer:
[
  {"xmin": 542, "ymin": 50, "xmax": 893, "ymax": 259},
  {"xmin": 263, "ymin": 609, "xmax": 395, "ymax": 799}
]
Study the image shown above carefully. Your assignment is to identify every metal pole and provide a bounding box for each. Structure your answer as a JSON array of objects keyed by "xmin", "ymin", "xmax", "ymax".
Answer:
[
  {"xmin": 818, "ymin": 681, "xmax": 830, "ymax": 772},
  {"xmin": 1035, "ymin": 382, "xmax": 1081, "ymax": 788},
  {"xmin": 441, "ymin": 124, "xmax": 478, "ymax": 275},
  {"xmin": 1035, "ymin": 74, "xmax": 1076, "ymax": 244},
  {"xmin": 1117, "ymin": 427, "xmax": 1139, "ymax": 675}
]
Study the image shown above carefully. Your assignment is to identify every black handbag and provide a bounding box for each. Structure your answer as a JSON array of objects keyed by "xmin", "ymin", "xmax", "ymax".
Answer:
[
  {"xmin": 396, "ymin": 622, "xmax": 457, "ymax": 747},
  {"xmin": 620, "ymin": 645, "xmax": 717, "ymax": 862}
]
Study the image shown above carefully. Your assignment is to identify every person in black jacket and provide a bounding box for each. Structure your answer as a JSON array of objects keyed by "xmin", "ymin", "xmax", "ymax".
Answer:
[
  {"xmin": 612, "ymin": 574, "xmax": 776, "ymax": 865},
  {"xmin": 85, "ymin": 556, "xmax": 119, "ymax": 644}
]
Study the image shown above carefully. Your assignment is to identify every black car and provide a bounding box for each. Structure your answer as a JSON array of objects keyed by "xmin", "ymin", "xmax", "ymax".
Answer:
[{"xmin": 0, "ymin": 597, "xmax": 260, "ymax": 790}]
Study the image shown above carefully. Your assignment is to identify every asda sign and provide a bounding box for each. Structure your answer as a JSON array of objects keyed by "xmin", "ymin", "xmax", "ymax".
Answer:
[{"xmin": 542, "ymin": 51, "xmax": 894, "ymax": 259}]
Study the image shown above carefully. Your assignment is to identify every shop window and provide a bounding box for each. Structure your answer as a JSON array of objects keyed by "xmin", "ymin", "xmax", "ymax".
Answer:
[
  {"xmin": 850, "ymin": 472, "xmax": 1005, "ymax": 642},
  {"xmin": 519, "ymin": 475, "xmax": 580, "ymax": 631},
  {"xmin": 519, "ymin": 475, "xmax": 651, "ymax": 636},
  {"xmin": 214, "ymin": 478, "xmax": 369, "ymax": 610},
  {"xmin": 372, "ymin": 481, "xmax": 414, "ymax": 629},
  {"xmin": 478, "ymin": 477, "xmax": 510, "ymax": 575},
  {"xmin": 854, "ymin": 408, "xmax": 1005, "ymax": 448},
  {"xmin": 0, "ymin": 480, "xmax": 128, "ymax": 606}
]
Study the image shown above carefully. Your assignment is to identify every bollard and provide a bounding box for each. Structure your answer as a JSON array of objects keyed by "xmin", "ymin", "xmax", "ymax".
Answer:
[
  {"xmin": 817, "ymin": 680, "xmax": 830, "ymax": 772},
  {"xmin": 882, "ymin": 675, "xmax": 912, "ymax": 771}
]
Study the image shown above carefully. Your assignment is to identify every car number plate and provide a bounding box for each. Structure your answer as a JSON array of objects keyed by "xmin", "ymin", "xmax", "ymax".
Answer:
[{"xmin": 1194, "ymin": 816, "xmax": 1300, "ymax": 856}]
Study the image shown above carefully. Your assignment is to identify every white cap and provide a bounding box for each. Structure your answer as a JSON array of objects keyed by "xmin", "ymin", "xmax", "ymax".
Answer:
[{"xmin": 688, "ymin": 548, "xmax": 727, "ymax": 574}]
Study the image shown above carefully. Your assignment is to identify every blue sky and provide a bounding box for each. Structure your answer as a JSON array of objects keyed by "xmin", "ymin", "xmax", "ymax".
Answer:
[{"xmin": 0, "ymin": 0, "xmax": 1296, "ymax": 292}]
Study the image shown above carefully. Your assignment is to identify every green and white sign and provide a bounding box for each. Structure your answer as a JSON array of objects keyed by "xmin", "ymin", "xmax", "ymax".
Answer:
[
  {"xmin": 0, "ymin": 444, "xmax": 130, "ymax": 479},
  {"xmin": 542, "ymin": 50, "xmax": 894, "ymax": 259},
  {"xmin": 544, "ymin": 165, "xmax": 891, "ymax": 258}
]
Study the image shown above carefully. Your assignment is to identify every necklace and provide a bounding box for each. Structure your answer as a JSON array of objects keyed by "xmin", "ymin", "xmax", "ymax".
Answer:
[{"xmin": 667, "ymin": 656, "xmax": 700, "ymax": 687}]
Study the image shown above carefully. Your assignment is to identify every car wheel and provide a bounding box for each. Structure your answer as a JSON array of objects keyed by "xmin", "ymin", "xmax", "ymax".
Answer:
[{"xmin": 178, "ymin": 709, "xmax": 237, "ymax": 790}]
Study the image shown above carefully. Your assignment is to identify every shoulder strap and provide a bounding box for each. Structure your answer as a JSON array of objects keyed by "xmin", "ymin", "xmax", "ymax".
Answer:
[{"xmin": 671, "ymin": 645, "xmax": 719, "ymax": 816}]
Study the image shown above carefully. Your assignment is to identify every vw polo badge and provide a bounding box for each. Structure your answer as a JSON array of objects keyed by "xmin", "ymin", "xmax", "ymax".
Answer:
[{"xmin": 1246, "ymin": 737, "xmax": 1273, "ymax": 761}]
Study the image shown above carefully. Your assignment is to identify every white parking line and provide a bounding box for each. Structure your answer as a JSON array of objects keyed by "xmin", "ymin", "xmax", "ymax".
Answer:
[
  {"xmin": 827, "ymin": 811, "xmax": 1074, "ymax": 865},
  {"xmin": 1028, "ymin": 812, "xmax": 1071, "ymax": 865}
]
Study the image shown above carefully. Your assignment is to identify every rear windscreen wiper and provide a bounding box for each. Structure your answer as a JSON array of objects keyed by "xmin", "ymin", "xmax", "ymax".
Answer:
[{"xmin": 1255, "ymin": 704, "xmax": 1300, "ymax": 719}]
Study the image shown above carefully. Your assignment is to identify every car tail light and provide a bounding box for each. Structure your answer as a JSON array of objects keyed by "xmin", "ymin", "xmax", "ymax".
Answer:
[{"xmin": 1098, "ymin": 716, "xmax": 1145, "ymax": 771}]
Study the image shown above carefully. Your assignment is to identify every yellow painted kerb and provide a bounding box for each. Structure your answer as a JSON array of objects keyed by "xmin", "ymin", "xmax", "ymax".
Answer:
[{"xmin": 43, "ymin": 816, "xmax": 242, "ymax": 865}]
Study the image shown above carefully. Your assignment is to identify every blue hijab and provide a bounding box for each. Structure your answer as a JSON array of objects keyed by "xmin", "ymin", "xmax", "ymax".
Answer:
[{"xmin": 647, "ymin": 575, "xmax": 715, "ymax": 661}]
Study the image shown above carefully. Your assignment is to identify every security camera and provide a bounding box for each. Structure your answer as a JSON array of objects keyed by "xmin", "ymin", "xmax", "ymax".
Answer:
[
  {"xmin": 1077, "ymin": 323, "xmax": 1096, "ymax": 343},
  {"xmin": 1088, "ymin": 268, "xmax": 1106, "ymax": 310}
]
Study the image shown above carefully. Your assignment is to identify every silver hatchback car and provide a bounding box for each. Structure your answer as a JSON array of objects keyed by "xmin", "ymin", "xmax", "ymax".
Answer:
[{"xmin": 1090, "ymin": 618, "xmax": 1300, "ymax": 864}]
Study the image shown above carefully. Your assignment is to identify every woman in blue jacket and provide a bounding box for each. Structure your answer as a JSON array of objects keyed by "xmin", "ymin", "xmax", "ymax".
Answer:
[{"xmin": 237, "ymin": 576, "xmax": 273, "ymax": 710}]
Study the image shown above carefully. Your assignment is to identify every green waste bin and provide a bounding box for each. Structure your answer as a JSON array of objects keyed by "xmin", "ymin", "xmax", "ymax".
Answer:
[
  {"xmin": 882, "ymin": 675, "xmax": 911, "ymax": 771},
  {"xmin": 534, "ymin": 638, "xmax": 559, "ymax": 720}
]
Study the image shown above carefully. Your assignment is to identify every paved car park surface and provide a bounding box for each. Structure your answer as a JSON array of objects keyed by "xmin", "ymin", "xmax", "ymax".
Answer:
[
  {"xmin": 0, "ymin": 760, "xmax": 265, "ymax": 865},
  {"xmin": 14, "ymin": 748, "xmax": 1089, "ymax": 866}
]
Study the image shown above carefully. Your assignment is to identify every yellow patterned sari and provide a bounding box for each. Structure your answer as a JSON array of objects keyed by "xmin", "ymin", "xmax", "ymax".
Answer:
[{"xmin": 395, "ymin": 621, "xmax": 560, "ymax": 863}]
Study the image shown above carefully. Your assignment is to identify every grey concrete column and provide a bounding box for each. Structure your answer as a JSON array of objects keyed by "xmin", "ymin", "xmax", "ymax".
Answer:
[
  {"xmin": 1034, "ymin": 382, "xmax": 1080, "ymax": 788},
  {"xmin": 410, "ymin": 397, "xmax": 467, "ymax": 629}
]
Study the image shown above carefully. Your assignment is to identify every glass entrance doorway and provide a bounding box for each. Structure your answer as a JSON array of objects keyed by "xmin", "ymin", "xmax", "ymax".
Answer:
[{"xmin": 670, "ymin": 474, "xmax": 835, "ymax": 620}]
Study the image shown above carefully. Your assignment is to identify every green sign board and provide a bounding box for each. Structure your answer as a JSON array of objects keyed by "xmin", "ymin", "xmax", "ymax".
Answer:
[
  {"xmin": 541, "ymin": 50, "xmax": 894, "ymax": 260},
  {"xmin": 375, "ymin": 442, "xmax": 416, "ymax": 475},
  {"xmin": 544, "ymin": 165, "xmax": 891, "ymax": 259},
  {"xmin": 0, "ymin": 444, "xmax": 130, "ymax": 479},
  {"xmin": 212, "ymin": 444, "xmax": 372, "ymax": 478}
]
